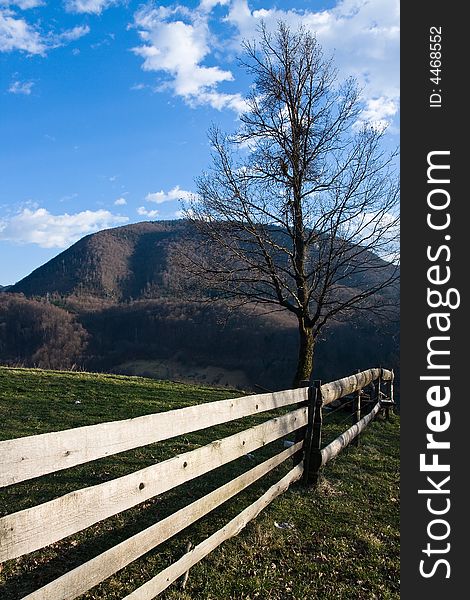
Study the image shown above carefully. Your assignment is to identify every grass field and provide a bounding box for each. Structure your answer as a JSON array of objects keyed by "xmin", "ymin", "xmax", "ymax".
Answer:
[{"xmin": 0, "ymin": 366, "xmax": 399, "ymax": 600}]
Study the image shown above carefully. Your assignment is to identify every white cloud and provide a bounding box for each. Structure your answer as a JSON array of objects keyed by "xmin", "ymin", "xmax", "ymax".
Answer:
[
  {"xmin": 65, "ymin": 0, "xmax": 119, "ymax": 14},
  {"xmin": 8, "ymin": 79, "xmax": 33, "ymax": 94},
  {"xmin": 0, "ymin": 9, "xmax": 46, "ymax": 54},
  {"xmin": 114, "ymin": 197, "xmax": 127, "ymax": 206},
  {"xmin": 0, "ymin": 1, "xmax": 44, "ymax": 8},
  {"xmin": 133, "ymin": 4, "xmax": 244, "ymax": 111},
  {"xmin": 145, "ymin": 185, "xmax": 194, "ymax": 204},
  {"xmin": 349, "ymin": 209, "xmax": 400, "ymax": 262},
  {"xmin": 224, "ymin": 0, "xmax": 399, "ymax": 127},
  {"xmin": 137, "ymin": 206, "xmax": 159, "ymax": 218},
  {"xmin": 59, "ymin": 193, "xmax": 78, "ymax": 202},
  {"xmin": 0, "ymin": 8, "xmax": 90, "ymax": 54},
  {"xmin": 174, "ymin": 207, "xmax": 198, "ymax": 219},
  {"xmin": 56, "ymin": 24, "xmax": 90, "ymax": 44},
  {"xmin": 0, "ymin": 207, "xmax": 129, "ymax": 248},
  {"xmin": 357, "ymin": 96, "xmax": 399, "ymax": 131},
  {"xmin": 132, "ymin": 0, "xmax": 398, "ymax": 125},
  {"xmin": 130, "ymin": 82, "xmax": 147, "ymax": 91},
  {"xmin": 191, "ymin": 90, "xmax": 247, "ymax": 112},
  {"xmin": 199, "ymin": 0, "xmax": 230, "ymax": 12}
]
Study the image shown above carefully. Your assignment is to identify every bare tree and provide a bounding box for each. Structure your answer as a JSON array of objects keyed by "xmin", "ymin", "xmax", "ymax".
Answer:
[{"xmin": 179, "ymin": 22, "xmax": 399, "ymax": 387}]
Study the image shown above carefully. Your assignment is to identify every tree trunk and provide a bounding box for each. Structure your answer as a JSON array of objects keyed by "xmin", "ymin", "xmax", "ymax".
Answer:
[{"xmin": 293, "ymin": 321, "xmax": 315, "ymax": 387}]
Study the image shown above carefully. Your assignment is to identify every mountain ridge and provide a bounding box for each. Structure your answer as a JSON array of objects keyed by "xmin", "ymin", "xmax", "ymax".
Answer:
[
  {"xmin": 3, "ymin": 220, "xmax": 399, "ymax": 390},
  {"xmin": 10, "ymin": 221, "xmax": 189, "ymax": 300},
  {"xmin": 10, "ymin": 220, "xmax": 397, "ymax": 302}
]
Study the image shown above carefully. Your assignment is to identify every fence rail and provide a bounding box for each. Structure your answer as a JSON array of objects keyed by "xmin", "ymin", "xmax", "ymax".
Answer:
[
  {"xmin": 0, "ymin": 387, "xmax": 307, "ymax": 488},
  {"xmin": 0, "ymin": 367, "xmax": 394, "ymax": 599}
]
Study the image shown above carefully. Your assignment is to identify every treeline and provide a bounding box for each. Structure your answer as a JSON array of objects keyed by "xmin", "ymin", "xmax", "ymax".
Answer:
[
  {"xmin": 81, "ymin": 299, "xmax": 399, "ymax": 389},
  {"xmin": 0, "ymin": 293, "xmax": 398, "ymax": 391},
  {"xmin": 0, "ymin": 294, "xmax": 88, "ymax": 370}
]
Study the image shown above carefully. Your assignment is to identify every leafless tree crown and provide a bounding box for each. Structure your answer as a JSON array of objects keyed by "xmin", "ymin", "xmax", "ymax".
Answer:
[{"xmin": 179, "ymin": 22, "xmax": 399, "ymax": 340}]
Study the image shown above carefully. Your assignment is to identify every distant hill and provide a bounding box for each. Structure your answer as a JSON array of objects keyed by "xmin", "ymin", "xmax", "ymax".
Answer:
[
  {"xmin": 4, "ymin": 220, "xmax": 399, "ymax": 390},
  {"xmin": 10, "ymin": 221, "xmax": 192, "ymax": 300},
  {"xmin": 10, "ymin": 220, "xmax": 396, "ymax": 301}
]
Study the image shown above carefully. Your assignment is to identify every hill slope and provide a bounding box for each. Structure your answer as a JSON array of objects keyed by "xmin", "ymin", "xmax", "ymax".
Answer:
[
  {"xmin": 10, "ymin": 221, "xmax": 190, "ymax": 300},
  {"xmin": 10, "ymin": 220, "xmax": 397, "ymax": 302},
  {"xmin": 4, "ymin": 220, "xmax": 399, "ymax": 390}
]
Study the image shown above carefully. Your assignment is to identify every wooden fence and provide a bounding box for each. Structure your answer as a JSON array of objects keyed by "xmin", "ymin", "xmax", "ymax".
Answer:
[{"xmin": 0, "ymin": 367, "xmax": 394, "ymax": 599}]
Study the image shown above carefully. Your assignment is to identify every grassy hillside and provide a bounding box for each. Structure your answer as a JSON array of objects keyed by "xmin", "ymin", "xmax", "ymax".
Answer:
[{"xmin": 0, "ymin": 367, "xmax": 399, "ymax": 599}]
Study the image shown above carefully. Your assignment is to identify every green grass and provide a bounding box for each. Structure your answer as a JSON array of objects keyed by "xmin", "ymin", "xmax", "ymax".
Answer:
[{"xmin": 0, "ymin": 366, "xmax": 399, "ymax": 600}]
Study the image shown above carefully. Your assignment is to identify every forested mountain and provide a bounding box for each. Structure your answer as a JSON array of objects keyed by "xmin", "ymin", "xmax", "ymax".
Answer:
[
  {"xmin": 10, "ymin": 221, "xmax": 188, "ymax": 300},
  {"xmin": 2, "ymin": 221, "xmax": 399, "ymax": 391},
  {"xmin": 10, "ymin": 221, "xmax": 397, "ymax": 302}
]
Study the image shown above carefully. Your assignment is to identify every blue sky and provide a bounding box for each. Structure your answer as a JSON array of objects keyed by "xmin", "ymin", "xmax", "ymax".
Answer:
[{"xmin": 0, "ymin": 0, "xmax": 399, "ymax": 285}]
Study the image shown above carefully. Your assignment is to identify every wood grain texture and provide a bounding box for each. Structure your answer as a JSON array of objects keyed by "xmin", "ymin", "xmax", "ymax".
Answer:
[
  {"xmin": 23, "ymin": 442, "xmax": 303, "ymax": 600},
  {"xmin": 321, "ymin": 368, "xmax": 392, "ymax": 407},
  {"xmin": 124, "ymin": 463, "xmax": 304, "ymax": 599},
  {"xmin": 0, "ymin": 408, "xmax": 307, "ymax": 562},
  {"xmin": 321, "ymin": 402, "xmax": 381, "ymax": 465},
  {"xmin": 0, "ymin": 387, "xmax": 307, "ymax": 488}
]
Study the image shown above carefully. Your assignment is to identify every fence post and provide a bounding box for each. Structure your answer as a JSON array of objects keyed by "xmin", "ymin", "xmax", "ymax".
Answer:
[
  {"xmin": 378, "ymin": 367, "xmax": 384, "ymax": 418},
  {"xmin": 303, "ymin": 380, "xmax": 323, "ymax": 487},
  {"xmin": 351, "ymin": 369, "xmax": 361, "ymax": 447},
  {"xmin": 385, "ymin": 368, "xmax": 395, "ymax": 421}
]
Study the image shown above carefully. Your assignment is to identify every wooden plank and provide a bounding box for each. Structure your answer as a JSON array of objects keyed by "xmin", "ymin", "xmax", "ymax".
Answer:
[
  {"xmin": 0, "ymin": 408, "xmax": 307, "ymax": 562},
  {"xmin": 0, "ymin": 387, "xmax": 307, "ymax": 488},
  {"xmin": 321, "ymin": 368, "xmax": 392, "ymax": 407},
  {"xmin": 320, "ymin": 402, "xmax": 381, "ymax": 466},
  {"xmin": 123, "ymin": 463, "xmax": 304, "ymax": 600},
  {"xmin": 23, "ymin": 442, "xmax": 302, "ymax": 600}
]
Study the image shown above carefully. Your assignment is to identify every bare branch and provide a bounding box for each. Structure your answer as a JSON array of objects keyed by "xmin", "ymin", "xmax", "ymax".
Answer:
[{"xmin": 175, "ymin": 22, "xmax": 399, "ymax": 385}]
